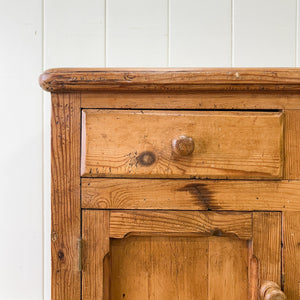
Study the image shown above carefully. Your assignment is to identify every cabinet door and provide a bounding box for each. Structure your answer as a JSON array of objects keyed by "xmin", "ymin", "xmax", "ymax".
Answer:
[{"xmin": 82, "ymin": 211, "xmax": 282, "ymax": 300}]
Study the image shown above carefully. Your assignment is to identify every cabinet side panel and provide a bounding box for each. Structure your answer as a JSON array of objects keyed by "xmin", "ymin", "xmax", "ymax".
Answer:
[
  {"xmin": 283, "ymin": 212, "xmax": 300, "ymax": 299},
  {"xmin": 284, "ymin": 110, "xmax": 300, "ymax": 179},
  {"xmin": 253, "ymin": 212, "xmax": 281, "ymax": 288},
  {"xmin": 82, "ymin": 210, "xmax": 110, "ymax": 300},
  {"xmin": 51, "ymin": 93, "xmax": 81, "ymax": 299}
]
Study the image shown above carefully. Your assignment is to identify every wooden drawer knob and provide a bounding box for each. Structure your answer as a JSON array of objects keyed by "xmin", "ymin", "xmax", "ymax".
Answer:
[
  {"xmin": 172, "ymin": 136, "xmax": 195, "ymax": 156},
  {"xmin": 259, "ymin": 281, "xmax": 286, "ymax": 300}
]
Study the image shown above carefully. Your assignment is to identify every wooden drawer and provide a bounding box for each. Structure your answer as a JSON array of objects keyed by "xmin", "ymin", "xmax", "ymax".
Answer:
[{"xmin": 81, "ymin": 109, "xmax": 284, "ymax": 179}]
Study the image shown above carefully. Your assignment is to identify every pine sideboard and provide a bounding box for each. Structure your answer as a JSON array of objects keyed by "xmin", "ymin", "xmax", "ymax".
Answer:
[{"xmin": 39, "ymin": 68, "xmax": 300, "ymax": 300}]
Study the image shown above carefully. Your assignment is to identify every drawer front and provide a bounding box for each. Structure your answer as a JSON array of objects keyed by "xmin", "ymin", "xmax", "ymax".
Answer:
[{"xmin": 81, "ymin": 110, "xmax": 283, "ymax": 179}]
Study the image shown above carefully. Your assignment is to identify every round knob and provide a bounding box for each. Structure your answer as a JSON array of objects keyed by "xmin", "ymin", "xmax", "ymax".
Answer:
[
  {"xmin": 172, "ymin": 136, "xmax": 195, "ymax": 156},
  {"xmin": 259, "ymin": 281, "xmax": 286, "ymax": 300}
]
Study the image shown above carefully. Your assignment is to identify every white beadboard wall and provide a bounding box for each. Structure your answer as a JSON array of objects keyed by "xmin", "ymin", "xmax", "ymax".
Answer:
[
  {"xmin": 0, "ymin": 1, "xmax": 43, "ymax": 300},
  {"xmin": 1, "ymin": 0, "xmax": 300, "ymax": 299}
]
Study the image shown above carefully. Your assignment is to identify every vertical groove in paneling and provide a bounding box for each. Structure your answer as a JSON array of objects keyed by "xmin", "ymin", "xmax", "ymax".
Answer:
[
  {"xmin": 234, "ymin": 0, "xmax": 297, "ymax": 67},
  {"xmin": 231, "ymin": 0, "xmax": 235, "ymax": 67},
  {"xmin": 167, "ymin": 0, "xmax": 171, "ymax": 67},
  {"xmin": 1, "ymin": 0, "xmax": 43, "ymax": 299},
  {"xmin": 44, "ymin": 0, "xmax": 105, "ymax": 68},
  {"xmin": 170, "ymin": 0, "xmax": 232, "ymax": 67},
  {"xmin": 297, "ymin": 0, "xmax": 299, "ymax": 66},
  {"xmin": 107, "ymin": 0, "xmax": 168, "ymax": 67},
  {"xmin": 104, "ymin": 0, "xmax": 108, "ymax": 67}
]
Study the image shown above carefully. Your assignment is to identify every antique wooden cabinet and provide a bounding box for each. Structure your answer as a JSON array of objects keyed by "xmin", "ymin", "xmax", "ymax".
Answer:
[{"xmin": 39, "ymin": 68, "xmax": 300, "ymax": 299}]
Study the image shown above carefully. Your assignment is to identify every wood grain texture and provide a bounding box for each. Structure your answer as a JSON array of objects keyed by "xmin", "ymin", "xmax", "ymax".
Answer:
[
  {"xmin": 284, "ymin": 110, "xmax": 300, "ymax": 179},
  {"xmin": 82, "ymin": 110, "xmax": 283, "ymax": 179},
  {"xmin": 283, "ymin": 212, "xmax": 300, "ymax": 300},
  {"xmin": 208, "ymin": 238, "xmax": 249, "ymax": 299},
  {"xmin": 109, "ymin": 211, "xmax": 253, "ymax": 239},
  {"xmin": 110, "ymin": 236, "xmax": 208, "ymax": 300},
  {"xmin": 39, "ymin": 68, "xmax": 300, "ymax": 92},
  {"xmin": 253, "ymin": 212, "xmax": 282, "ymax": 290},
  {"xmin": 51, "ymin": 93, "xmax": 81, "ymax": 300},
  {"xmin": 81, "ymin": 91, "xmax": 300, "ymax": 110},
  {"xmin": 249, "ymin": 254, "xmax": 259, "ymax": 300},
  {"xmin": 82, "ymin": 210, "xmax": 110, "ymax": 300},
  {"xmin": 81, "ymin": 179, "xmax": 300, "ymax": 211},
  {"xmin": 259, "ymin": 281, "xmax": 287, "ymax": 300},
  {"xmin": 81, "ymin": 210, "xmax": 282, "ymax": 298}
]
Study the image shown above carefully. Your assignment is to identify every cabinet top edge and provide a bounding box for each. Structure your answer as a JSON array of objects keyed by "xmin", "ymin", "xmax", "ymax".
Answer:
[{"xmin": 39, "ymin": 68, "xmax": 300, "ymax": 92}]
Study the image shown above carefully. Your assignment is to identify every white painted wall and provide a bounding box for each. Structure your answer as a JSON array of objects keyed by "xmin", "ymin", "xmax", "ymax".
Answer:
[
  {"xmin": 0, "ymin": 1, "xmax": 43, "ymax": 300},
  {"xmin": 1, "ymin": 0, "xmax": 299, "ymax": 299}
]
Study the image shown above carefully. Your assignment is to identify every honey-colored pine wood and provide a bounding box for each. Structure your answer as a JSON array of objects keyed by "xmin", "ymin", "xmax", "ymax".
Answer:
[
  {"xmin": 39, "ymin": 68, "xmax": 300, "ymax": 92},
  {"xmin": 208, "ymin": 237, "xmax": 249, "ymax": 299},
  {"xmin": 82, "ymin": 210, "xmax": 281, "ymax": 299},
  {"xmin": 110, "ymin": 236, "xmax": 251, "ymax": 300},
  {"xmin": 81, "ymin": 178, "xmax": 300, "ymax": 211},
  {"xmin": 249, "ymin": 254, "xmax": 259, "ymax": 300},
  {"xmin": 82, "ymin": 210, "xmax": 110, "ymax": 300},
  {"xmin": 81, "ymin": 91, "xmax": 300, "ymax": 110},
  {"xmin": 82, "ymin": 110, "xmax": 283, "ymax": 179},
  {"xmin": 41, "ymin": 69, "xmax": 300, "ymax": 298},
  {"xmin": 110, "ymin": 236, "xmax": 209, "ymax": 300},
  {"xmin": 51, "ymin": 93, "xmax": 81, "ymax": 300},
  {"xmin": 253, "ymin": 212, "xmax": 282, "ymax": 289},
  {"xmin": 260, "ymin": 281, "xmax": 287, "ymax": 300},
  {"xmin": 109, "ymin": 211, "xmax": 253, "ymax": 239},
  {"xmin": 284, "ymin": 110, "xmax": 300, "ymax": 179},
  {"xmin": 283, "ymin": 212, "xmax": 300, "ymax": 299}
]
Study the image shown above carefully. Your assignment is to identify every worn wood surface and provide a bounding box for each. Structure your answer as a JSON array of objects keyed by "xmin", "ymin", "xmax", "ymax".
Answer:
[
  {"xmin": 110, "ymin": 236, "xmax": 249, "ymax": 300},
  {"xmin": 82, "ymin": 210, "xmax": 110, "ymax": 300},
  {"xmin": 253, "ymin": 212, "xmax": 282, "ymax": 290},
  {"xmin": 81, "ymin": 178, "xmax": 300, "ymax": 211},
  {"xmin": 109, "ymin": 211, "xmax": 253, "ymax": 239},
  {"xmin": 259, "ymin": 281, "xmax": 287, "ymax": 300},
  {"xmin": 44, "ymin": 69, "xmax": 300, "ymax": 298},
  {"xmin": 208, "ymin": 238, "xmax": 249, "ymax": 299},
  {"xmin": 283, "ymin": 212, "xmax": 300, "ymax": 300},
  {"xmin": 81, "ymin": 91, "xmax": 300, "ymax": 109},
  {"xmin": 249, "ymin": 254, "xmax": 259, "ymax": 300},
  {"xmin": 111, "ymin": 236, "xmax": 208, "ymax": 300},
  {"xmin": 82, "ymin": 110, "xmax": 283, "ymax": 179},
  {"xmin": 82, "ymin": 210, "xmax": 281, "ymax": 299},
  {"xmin": 40, "ymin": 68, "xmax": 300, "ymax": 92},
  {"xmin": 284, "ymin": 110, "xmax": 300, "ymax": 179},
  {"xmin": 51, "ymin": 93, "xmax": 81, "ymax": 300}
]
